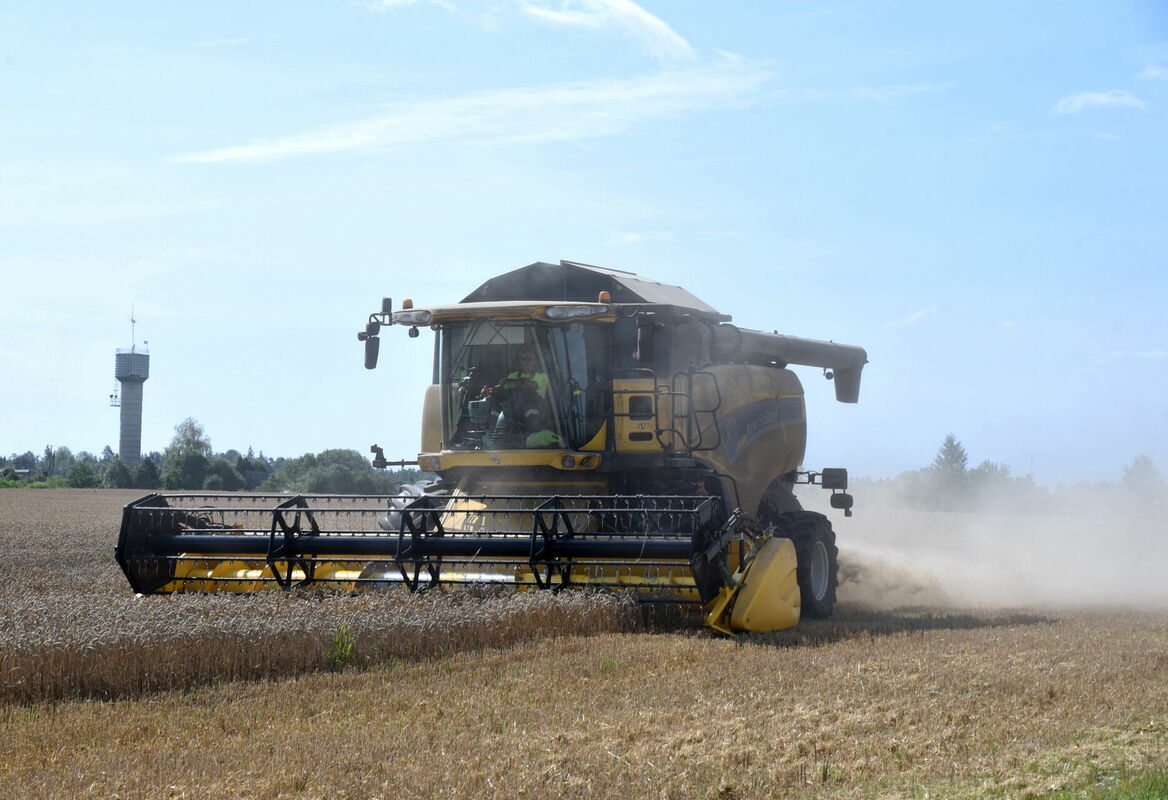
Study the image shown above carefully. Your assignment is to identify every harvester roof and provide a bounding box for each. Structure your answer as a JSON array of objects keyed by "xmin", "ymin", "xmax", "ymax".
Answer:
[{"xmin": 462, "ymin": 260, "xmax": 730, "ymax": 320}]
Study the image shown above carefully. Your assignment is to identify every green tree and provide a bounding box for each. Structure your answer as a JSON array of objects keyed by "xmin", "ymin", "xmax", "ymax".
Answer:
[
  {"xmin": 132, "ymin": 459, "xmax": 161, "ymax": 489},
  {"xmin": 65, "ymin": 460, "xmax": 98, "ymax": 488},
  {"xmin": 162, "ymin": 418, "xmax": 213, "ymax": 489},
  {"xmin": 919, "ymin": 434, "xmax": 971, "ymax": 510},
  {"xmin": 163, "ymin": 452, "xmax": 209, "ymax": 490},
  {"xmin": 262, "ymin": 449, "xmax": 396, "ymax": 494},
  {"xmin": 54, "ymin": 446, "xmax": 78, "ymax": 476},
  {"xmin": 931, "ymin": 434, "xmax": 968, "ymax": 474},
  {"xmin": 100, "ymin": 445, "xmax": 116, "ymax": 463},
  {"xmin": 971, "ymin": 460, "xmax": 1010, "ymax": 479},
  {"xmin": 102, "ymin": 459, "xmax": 133, "ymax": 489},
  {"xmin": 203, "ymin": 458, "xmax": 245, "ymax": 491},
  {"xmin": 1122, "ymin": 455, "xmax": 1163, "ymax": 497},
  {"xmin": 169, "ymin": 418, "xmax": 212, "ymax": 457},
  {"xmin": 969, "ymin": 460, "xmax": 1011, "ymax": 493},
  {"xmin": 389, "ymin": 467, "xmax": 436, "ymax": 484},
  {"xmin": 307, "ymin": 462, "xmax": 374, "ymax": 493}
]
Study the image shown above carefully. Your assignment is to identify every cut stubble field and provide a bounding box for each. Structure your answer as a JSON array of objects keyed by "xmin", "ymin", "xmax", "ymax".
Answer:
[{"xmin": 1, "ymin": 489, "xmax": 1165, "ymax": 799}]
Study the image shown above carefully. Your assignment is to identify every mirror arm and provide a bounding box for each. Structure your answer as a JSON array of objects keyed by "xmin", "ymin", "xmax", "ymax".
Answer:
[{"xmin": 358, "ymin": 299, "xmax": 394, "ymax": 369}]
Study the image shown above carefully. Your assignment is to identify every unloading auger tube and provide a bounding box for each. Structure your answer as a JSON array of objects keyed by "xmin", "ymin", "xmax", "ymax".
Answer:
[{"xmin": 115, "ymin": 489, "xmax": 801, "ymax": 632}]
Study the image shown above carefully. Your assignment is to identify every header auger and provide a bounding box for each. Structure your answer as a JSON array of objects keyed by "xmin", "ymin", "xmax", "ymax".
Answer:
[{"xmin": 117, "ymin": 260, "xmax": 867, "ymax": 633}]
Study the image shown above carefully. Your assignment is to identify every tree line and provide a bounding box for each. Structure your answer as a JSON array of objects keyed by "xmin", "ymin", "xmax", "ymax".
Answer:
[
  {"xmin": 0, "ymin": 418, "xmax": 430, "ymax": 493},
  {"xmin": 5, "ymin": 424, "xmax": 1163, "ymax": 510},
  {"xmin": 855, "ymin": 433, "xmax": 1165, "ymax": 513}
]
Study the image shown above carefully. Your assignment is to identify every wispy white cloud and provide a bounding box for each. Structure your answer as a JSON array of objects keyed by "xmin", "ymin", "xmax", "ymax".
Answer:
[
  {"xmin": 884, "ymin": 307, "xmax": 935, "ymax": 331},
  {"xmin": 1053, "ymin": 90, "xmax": 1146, "ymax": 114},
  {"xmin": 1140, "ymin": 64, "xmax": 1168, "ymax": 81},
  {"xmin": 517, "ymin": 0, "xmax": 695, "ymax": 63},
  {"xmin": 361, "ymin": 0, "xmax": 691, "ymax": 62},
  {"xmin": 173, "ymin": 58, "xmax": 772, "ymax": 164}
]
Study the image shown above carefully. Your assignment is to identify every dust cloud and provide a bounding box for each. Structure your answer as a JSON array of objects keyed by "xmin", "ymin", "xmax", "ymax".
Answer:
[{"xmin": 797, "ymin": 487, "xmax": 1168, "ymax": 612}]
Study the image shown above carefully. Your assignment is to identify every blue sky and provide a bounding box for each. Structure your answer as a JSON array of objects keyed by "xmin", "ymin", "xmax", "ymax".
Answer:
[{"xmin": 2, "ymin": 1, "xmax": 1165, "ymax": 483}]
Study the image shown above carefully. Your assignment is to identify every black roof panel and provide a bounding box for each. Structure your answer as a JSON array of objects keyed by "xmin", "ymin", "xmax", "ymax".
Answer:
[{"xmin": 461, "ymin": 261, "xmax": 725, "ymax": 317}]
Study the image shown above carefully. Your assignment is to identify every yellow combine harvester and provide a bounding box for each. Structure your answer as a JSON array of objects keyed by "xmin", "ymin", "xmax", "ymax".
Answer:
[{"xmin": 117, "ymin": 261, "xmax": 866, "ymax": 633}]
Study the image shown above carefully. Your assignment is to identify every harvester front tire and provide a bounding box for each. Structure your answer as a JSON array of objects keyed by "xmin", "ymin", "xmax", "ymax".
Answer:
[{"xmin": 761, "ymin": 505, "xmax": 838, "ymax": 619}]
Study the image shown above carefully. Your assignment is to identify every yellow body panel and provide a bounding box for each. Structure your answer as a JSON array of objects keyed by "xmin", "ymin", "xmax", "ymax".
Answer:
[
  {"xmin": 167, "ymin": 556, "xmax": 368, "ymax": 593},
  {"xmin": 613, "ymin": 377, "xmax": 662, "ymax": 452},
  {"xmin": 463, "ymin": 478, "xmax": 607, "ymax": 495},
  {"xmin": 421, "ymin": 384, "xmax": 442, "ymax": 453},
  {"xmin": 729, "ymin": 537, "xmax": 800, "ymax": 632},
  {"xmin": 515, "ymin": 563, "xmax": 701, "ymax": 597},
  {"xmin": 579, "ymin": 421, "xmax": 607, "ymax": 451},
  {"xmin": 703, "ymin": 587, "xmax": 738, "ymax": 636},
  {"xmin": 704, "ymin": 537, "xmax": 800, "ymax": 634},
  {"xmin": 690, "ymin": 365, "xmax": 806, "ymax": 517}
]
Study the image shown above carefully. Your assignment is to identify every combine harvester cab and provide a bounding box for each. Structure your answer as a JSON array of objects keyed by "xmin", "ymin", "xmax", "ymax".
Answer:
[{"xmin": 117, "ymin": 261, "xmax": 866, "ymax": 634}]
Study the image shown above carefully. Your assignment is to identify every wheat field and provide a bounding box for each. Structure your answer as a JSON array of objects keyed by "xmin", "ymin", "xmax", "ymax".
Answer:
[
  {"xmin": 1, "ymin": 489, "xmax": 1165, "ymax": 799},
  {"xmin": 0, "ymin": 490, "xmax": 635, "ymax": 704}
]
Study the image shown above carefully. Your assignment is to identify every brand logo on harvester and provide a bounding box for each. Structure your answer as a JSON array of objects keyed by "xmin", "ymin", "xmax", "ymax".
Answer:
[{"xmin": 719, "ymin": 396, "xmax": 804, "ymax": 462}]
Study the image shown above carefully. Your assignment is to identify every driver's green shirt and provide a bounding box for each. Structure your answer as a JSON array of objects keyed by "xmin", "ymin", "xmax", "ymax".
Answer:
[{"xmin": 505, "ymin": 370, "xmax": 548, "ymax": 395}]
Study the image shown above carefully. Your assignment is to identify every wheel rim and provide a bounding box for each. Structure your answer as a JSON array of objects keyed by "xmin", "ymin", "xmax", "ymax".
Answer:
[{"xmin": 809, "ymin": 539, "xmax": 829, "ymax": 600}]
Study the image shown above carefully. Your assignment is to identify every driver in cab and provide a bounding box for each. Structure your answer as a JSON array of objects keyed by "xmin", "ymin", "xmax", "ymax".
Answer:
[
  {"xmin": 500, "ymin": 348, "xmax": 547, "ymax": 397},
  {"xmin": 483, "ymin": 347, "xmax": 557, "ymax": 447}
]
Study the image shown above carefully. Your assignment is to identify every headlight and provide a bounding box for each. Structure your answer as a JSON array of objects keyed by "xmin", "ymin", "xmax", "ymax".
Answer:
[
  {"xmin": 545, "ymin": 304, "xmax": 607, "ymax": 320},
  {"xmin": 393, "ymin": 310, "xmax": 433, "ymax": 325}
]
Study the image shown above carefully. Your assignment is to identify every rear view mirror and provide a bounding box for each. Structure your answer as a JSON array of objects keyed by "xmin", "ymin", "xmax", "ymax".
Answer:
[
  {"xmin": 820, "ymin": 468, "xmax": 848, "ymax": 490},
  {"xmin": 364, "ymin": 336, "xmax": 380, "ymax": 370},
  {"xmin": 830, "ymin": 492, "xmax": 854, "ymax": 517},
  {"xmin": 829, "ymin": 492, "xmax": 853, "ymax": 510}
]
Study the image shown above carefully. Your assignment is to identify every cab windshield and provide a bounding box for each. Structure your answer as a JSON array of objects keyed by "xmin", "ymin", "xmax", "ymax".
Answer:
[{"xmin": 440, "ymin": 320, "xmax": 609, "ymax": 450}]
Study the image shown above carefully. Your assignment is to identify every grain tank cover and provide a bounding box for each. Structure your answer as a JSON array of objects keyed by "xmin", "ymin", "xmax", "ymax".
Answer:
[{"xmin": 462, "ymin": 260, "xmax": 728, "ymax": 319}]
